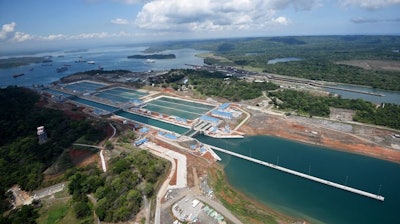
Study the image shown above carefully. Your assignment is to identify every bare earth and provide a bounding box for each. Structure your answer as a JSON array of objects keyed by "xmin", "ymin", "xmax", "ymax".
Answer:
[
  {"xmin": 239, "ymin": 110, "xmax": 400, "ymax": 163},
  {"xmin": 336, "ymin": 60, "xmax": 400, "ymax": 71}
]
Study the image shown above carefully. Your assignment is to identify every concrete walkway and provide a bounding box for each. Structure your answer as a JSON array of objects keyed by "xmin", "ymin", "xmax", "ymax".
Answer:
[{"xmin": 141, "ymin": 141, "xmax": 187, "ymax": 224}]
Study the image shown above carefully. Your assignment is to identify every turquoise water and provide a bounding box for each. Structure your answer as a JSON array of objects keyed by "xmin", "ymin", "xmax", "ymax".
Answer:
[
  {"xmin": 64, "ymin": 81, "xmax": 107, "ymax": 92},
  {"xmin": 95, "ymin": 92, "xmax": 131, "ymax": 102},
  {"xmin": 95, "ymin": 87, "xmax": 148, "ymax": 103},
  {"xmin": 144, "ymin": 97, "xmax": 214, "ymax": 120},
  {"xmin": 157, "ymin": 97, "xmax": 215, "ymax": 110},
  {"xmin": 67, "ymin": 97, "xmax": 189, "ymax": 134},
  {"xmin": 144, "ymin": 104, "xmax": 203, "ymax": 120},
  {"xmin": 44, "ymin": 88, "xmax": 73, "ymax": 97},
  {"xmin": 103, "ymin": 87, "xmax": 147, "ymax": 97},
  {"xmin": 196, "ymin": 135, "xmax": 400, "ymax": 224},
  {"xmin": 71, "ymin": 98, "xmax": 118, "ymax": 112},
  {"xmin": 115, "ymin": 111, "xmax": 189, "ymax": 134}
]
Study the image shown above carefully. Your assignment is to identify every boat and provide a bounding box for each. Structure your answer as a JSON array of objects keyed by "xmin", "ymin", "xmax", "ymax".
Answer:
[
  {"xmin": 87, "ymin": 61, "xmax": 96, "ymax": 64},
  {"xmin": 98, "ymin": 65, "xmax": 104, "ymax": 70},
  {"xmin": 13, "ymin": 73, "xmax": 24, "ymax": 78},
  {"xmin": 75, "ymin": 58, "xmax": 86, "ymax": 63},
  {"xmin": 145, "ymin": 59, "xmax": 155, "ymax": 63},
  {"xmin": 56, "ymin": 67, "xmax": 68, "ymax": 73}
]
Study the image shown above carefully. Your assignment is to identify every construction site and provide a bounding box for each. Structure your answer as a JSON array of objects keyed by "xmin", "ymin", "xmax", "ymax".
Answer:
[{"xmin": 37, "ymin": 75, "xmax": 400, "ymax": 224}]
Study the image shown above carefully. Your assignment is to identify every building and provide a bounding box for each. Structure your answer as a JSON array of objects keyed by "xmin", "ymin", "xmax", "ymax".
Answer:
[
  {"xmin": 211, "ymin": 110, "xmax": 233, "ymax": 120},
  {"xmin": 37, "ymin": 126, "xmax": 47, "ymax": 144}
]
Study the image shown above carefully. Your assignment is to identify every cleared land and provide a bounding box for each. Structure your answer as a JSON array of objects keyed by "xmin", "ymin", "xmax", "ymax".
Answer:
[
  {"xmin": 240, "ymin": 110, "xmax": 400, "ymax": 163},
  {"xmin": 336, "ymin": 60, "xmax": 400, "ymax": 71}
]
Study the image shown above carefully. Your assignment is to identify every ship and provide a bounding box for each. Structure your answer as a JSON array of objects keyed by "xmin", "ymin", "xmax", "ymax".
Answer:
[
  {"xmin": 87, "ymin": 60, "xmax": 96, "ymax": 64},
  {"xmin": 13, "ymin": 73, "xmax": 24, "ymax": 78},
  {"xmin": 75, "ymin": 57, "xmax": 86, "ymax": 63},
  {"xmin": 145, "ymin": 59, "xmax": 155, "ymax": 63},
  {"xmin": 56, "ymin": 67, "xmax": 68, "ymax": 73}
]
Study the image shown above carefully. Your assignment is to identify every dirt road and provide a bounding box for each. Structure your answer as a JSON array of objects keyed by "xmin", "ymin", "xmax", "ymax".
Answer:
[{"xmin": 240, "ymin": 110, "xmax": 400, "ymax": 163}]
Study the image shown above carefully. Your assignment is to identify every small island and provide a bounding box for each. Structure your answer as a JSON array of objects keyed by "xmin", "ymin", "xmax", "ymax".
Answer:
[
  {"xmin": 127, "ymin": 53, "xmax": 176, "ymax": 59},
  {"xmin": 0, "ymin": 57, "xmax": 45, "ymax": 69}
]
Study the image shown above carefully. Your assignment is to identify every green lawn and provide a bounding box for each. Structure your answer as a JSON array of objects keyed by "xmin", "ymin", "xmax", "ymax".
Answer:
[{"xmin": 37, "ymin": 188, "xmax": 80, "ymax": 224}]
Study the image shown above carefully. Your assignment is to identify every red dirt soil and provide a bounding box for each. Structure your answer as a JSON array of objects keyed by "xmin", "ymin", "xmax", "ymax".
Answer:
[
  {"xmin": 69, "ymin": 149, "xmax": 99, "ymax": 167},
  {"xmin": 169, "ymin": 159, "xmax": 178, "ymax": 186},
  {"xmin": 240, "ymin": 114, "xmax": 400, "ymax": 163}
]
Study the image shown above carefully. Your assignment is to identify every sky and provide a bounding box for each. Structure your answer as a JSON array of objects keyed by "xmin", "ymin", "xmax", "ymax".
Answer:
[{"xmin": 1, "ymin": 0, "xmax": 400, "ymax": 52}]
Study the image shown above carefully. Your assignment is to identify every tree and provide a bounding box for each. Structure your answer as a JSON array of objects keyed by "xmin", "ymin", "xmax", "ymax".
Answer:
[
  {"xmin": 105, "ymin": 140, "xmax": 114, "ymax": 150},
  {"xmin": 73, "ymin": 201, "xmax": 91, "ymax": 218}
]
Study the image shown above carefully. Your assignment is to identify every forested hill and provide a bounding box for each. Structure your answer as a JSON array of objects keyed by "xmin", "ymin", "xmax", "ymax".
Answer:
[
  {"xmin": 0, "ymin": 87, "xmax": 106, "ymax": 217},
  {"xmin": 144, "ymin": 36, "xmax": 400, "ymax": 91}
]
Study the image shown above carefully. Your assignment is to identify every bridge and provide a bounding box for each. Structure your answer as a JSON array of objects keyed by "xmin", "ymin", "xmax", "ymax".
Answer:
[{"xmin": 207, "ymin": 144, "xmax": 384, "ymax": 201}]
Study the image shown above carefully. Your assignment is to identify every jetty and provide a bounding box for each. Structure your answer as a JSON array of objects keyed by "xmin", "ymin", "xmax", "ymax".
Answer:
[{"xmin": 207, "ymin": 144, "xmax": 385, "ymax": 201}]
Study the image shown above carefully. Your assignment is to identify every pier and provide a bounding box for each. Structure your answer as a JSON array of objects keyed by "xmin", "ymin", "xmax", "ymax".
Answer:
[{"xmin": 207, "ymin": 144, "xmax": 385, "ymax": 201}]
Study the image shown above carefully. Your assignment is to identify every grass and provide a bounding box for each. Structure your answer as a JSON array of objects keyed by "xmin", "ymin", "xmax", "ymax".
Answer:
[
  {"xmin": 37, "ymin": 188, "xmax": 80, "ymax": 224},
  {"xmin": 37, "ymin": 199, "xmax": 78, "ymax": 224}
]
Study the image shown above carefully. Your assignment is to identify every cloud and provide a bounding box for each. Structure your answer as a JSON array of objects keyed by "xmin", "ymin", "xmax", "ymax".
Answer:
[
  {"xmin": 111, "ymin": 18, "xmax": 130, "ymax": 25},
  {"xmin": 0, "ymin": 22, "xmax": 17, "ymax": 40},
  {"xmin": 135, "ymin": 0, "xmax": 317, "ymax": 31},
  {"xmin": 13, "ymin": 32, "xmax": 33, "ymax": 42},
  {"xmin": 38, "ymin": 32, "xmax": 131, "ymax": 41},
  {"xmin": 41, "ymin": 34, "xmax": 67, "ymax": 41},
  {"xmin": 351, "ymin": 17, "xmax": 400, "ymax": 23},
  {"xmin": 340, "ymin": 0, "xmax": 400, "ymax": 10},
  {"xmin": 272, "ymin": 0, "xmax": 322, "ymax": 11},
  {"xmin": 274, "ymin": 16, "xmax": 289, "ymax": 25}
]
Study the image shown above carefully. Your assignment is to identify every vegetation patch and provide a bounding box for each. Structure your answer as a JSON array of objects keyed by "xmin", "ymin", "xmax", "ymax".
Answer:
[
  {"xmin": 269, "ymin": 89, "xmax": 400, "ymax": 129},
  {"xmin": 145, "ymin": 36, "xmax": 400, "ymax": 91},
  {"xmin": 0, "ymin": 87, "xmax": 107, "ymax": 221},
  {"xmin": 0, "ymin": 56, "xmax": 44, "ymax": 69},
  {"xmin": 66, "ymin": 150, "xmax": 168, "ymax": 223}
]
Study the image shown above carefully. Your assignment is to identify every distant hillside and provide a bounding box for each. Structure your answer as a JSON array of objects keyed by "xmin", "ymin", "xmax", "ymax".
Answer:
[
  {"xmin": 142, "ymin": 35, "xmax": 400, "ymax": 91},
  {"xmin": 127, "ymin": 53, "xmax": 176, "ymax": 59},
  {"xmin": 0, "ymin": 56, "xmax": 44, "ymax": 69}
]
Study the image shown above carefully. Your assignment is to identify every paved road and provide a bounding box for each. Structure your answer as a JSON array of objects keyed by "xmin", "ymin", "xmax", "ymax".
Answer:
[
  {"xmin": 197, "ymin": 195, "xmax": 244, "ymax": 224},
  {"xmin": 109, "ymin": 123, "xmax": 116, "ymax": 139},
  {"xmin": 87, "ymin": 194, "xmax": 101, "ymax": 224},
  {"xmin": 32, "ymin": 182, "xmax": 65, "ymax": 200},
  {"xmin": 145, "ymin": 143, "xmax": 177, "ymax": 224}
]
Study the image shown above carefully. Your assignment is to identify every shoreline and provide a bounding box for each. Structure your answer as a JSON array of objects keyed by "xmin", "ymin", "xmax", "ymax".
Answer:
[
  {"xmin": 239, "ymin": 112, "xmax": 400, "ymax": 164},
  {"xmin": 208, "ymin": 164, "xmax": 303, "ymax": 224}
]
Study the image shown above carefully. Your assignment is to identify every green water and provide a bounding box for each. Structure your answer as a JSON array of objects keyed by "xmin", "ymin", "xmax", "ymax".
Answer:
[
  {"xmin": 144, "ymin": 97, "xmax": 214, "ymax": 120},
  {"xmin": 65, "ymin": 81, "xmax": 107, "ymax": 92},
  {"xmin": 116, "ymin": 111, "xmax": 188, "ymax": 134},
  {"xmin": 196, "ymin": 135, "xmax": 400, "ymax": 224},
  {"xmin": 71, "ymin": 98, "xmax": 118, "ymax": 112}
]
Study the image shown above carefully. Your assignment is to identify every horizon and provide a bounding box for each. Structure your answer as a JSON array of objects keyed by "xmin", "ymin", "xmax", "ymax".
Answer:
[
  {"xmin": 1, "ymin": 0, "xmax": 400, "ymax": 54},
  {"xmin": 2, "ymin": 34, "xmax": 400, "ymax": 57}
]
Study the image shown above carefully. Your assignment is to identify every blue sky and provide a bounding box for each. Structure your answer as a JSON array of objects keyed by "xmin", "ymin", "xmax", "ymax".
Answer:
[{"xmin": 1, "ymin": 0, "xmax": 400, "ymax": 52}]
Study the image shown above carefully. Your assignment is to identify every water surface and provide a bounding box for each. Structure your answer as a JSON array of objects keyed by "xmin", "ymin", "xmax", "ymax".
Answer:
[{"xmin": 196, "ymin": 135, "xmax": 400, "ymax": 224}]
